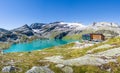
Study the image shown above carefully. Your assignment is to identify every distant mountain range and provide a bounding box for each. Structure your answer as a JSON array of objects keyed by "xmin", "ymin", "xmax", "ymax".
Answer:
[{"xmin": 0, "ymin": 22, "xmax": 120, "ymax": 42}]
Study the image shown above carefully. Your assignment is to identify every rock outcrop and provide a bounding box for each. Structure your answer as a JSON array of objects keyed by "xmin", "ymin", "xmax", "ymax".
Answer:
[
  {"xmin": 12, "ymin": 24, "xmax": 34, "ymax": 36},
  {"xmin": 61, "ymin": 66, "xmax": 73, "ymax": 73},
  {"xmin": 26, "ymin": 66, "xmax": 54, "ymax": 73},
  {"xmin": 44, "ymin": 47, "xmax": 120, "ymax": 66},
  {"xmin": 30, "ymin": 23, "xmax": 46, "ymax": 29},
  {"xmin": 2, "ymin": 66, "xmax": 16, "ymax": 73}
]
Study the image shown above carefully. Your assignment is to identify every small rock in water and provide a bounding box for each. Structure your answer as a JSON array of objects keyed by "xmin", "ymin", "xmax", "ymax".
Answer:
[{"xmin": 26, "ymin": 66, "xmax": 54, "ymax": 73}]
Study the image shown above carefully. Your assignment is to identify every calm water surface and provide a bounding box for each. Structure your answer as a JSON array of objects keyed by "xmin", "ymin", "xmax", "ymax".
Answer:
[{"xmin": 3, "ymin": 39, "xmax": 76, "ymax": 53}]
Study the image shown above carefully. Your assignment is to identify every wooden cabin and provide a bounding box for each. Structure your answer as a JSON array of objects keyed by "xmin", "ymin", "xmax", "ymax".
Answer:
[
  {"xmin": 90, "ymin": 34, "xmax": 105, "ymax": 41},
  {"xmin": 82, "ymin": 33, "xmax": 105, "ymax": 42}
]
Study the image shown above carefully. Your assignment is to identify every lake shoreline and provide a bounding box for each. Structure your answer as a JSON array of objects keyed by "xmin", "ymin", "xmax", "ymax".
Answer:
[{"xmin": 3, "ymin": 39, "xmax": 77, "ymax": 53}]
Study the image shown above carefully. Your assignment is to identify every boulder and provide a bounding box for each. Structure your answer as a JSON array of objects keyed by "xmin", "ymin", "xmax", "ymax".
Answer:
[
  {"xmin": 61, "ymin": 66, "xmax": 73, "ymax": 73},
  {"xmin": 26, "ymin": 66, "xmax": 54, "ymax": 73},
  {"xmin": 55, "ymin": 64, "xmax": 64, "ymax": 68},
  {"xmin": 2, "ymin": 66, "xmax": 16, "ymax": 73}
]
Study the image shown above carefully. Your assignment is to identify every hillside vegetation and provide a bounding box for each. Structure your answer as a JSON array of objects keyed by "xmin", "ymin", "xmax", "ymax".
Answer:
[{"xmin": 1, "ymin": 37, "xmax": 120, "ymax": 73}]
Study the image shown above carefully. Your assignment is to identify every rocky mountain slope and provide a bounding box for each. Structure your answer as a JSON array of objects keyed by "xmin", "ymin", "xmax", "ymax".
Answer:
[
  {"xmin": 0, "ymin": 28, "xmax": 18, "ymax": 42},
  {"xmin": 84, "ymin": 22, "xmax": 120, "ymax": 39},
  {"xmin": 0, "ymin": 22, "xmax": 120, "ymax": 42},
  {"xmin": 11, "ymin": 24, "xmax": 34, "ymax": 36}
]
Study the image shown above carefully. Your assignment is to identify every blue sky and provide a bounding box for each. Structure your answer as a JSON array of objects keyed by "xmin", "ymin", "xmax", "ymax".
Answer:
[{"xmin": 0, "ymin": 0, "xmax": 120, "ymax": 30}]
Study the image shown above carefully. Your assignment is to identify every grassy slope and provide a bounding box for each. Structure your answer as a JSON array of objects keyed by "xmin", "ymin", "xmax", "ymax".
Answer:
[
  {"xmin": 0, "ymin": 43, "xmax": 11, "ymax": 50},
  {"xmin": 1, "ymin": 37, "xmax": 120, "ymax": 73},
  {"xmin": 63, "ymin": 29, "xmax": 95, "ymax": 40}
]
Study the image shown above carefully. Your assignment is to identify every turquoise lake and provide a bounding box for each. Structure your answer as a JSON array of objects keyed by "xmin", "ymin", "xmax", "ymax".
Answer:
[{"xmin": 3, "ymin": 39, "xmax": 76, "ymax": 53}]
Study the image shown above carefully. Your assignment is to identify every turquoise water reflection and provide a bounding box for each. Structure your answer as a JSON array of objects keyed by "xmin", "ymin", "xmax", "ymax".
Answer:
[{"xmin": 4, "ymin": 39, "xmax": 75, "ymax": 53}]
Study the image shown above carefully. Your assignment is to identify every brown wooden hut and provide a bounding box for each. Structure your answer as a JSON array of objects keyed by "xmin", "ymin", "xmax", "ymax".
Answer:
[
  {"xmin": 90, "ymin": 34, "xmax": 105, "ymax": 41},
  {"xmin": 82, "ymin": 33, "xmax": 105, "ymax": 42}
]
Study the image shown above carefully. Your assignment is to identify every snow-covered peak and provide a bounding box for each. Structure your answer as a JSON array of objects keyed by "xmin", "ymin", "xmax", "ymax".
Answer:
[
  {"xmin": 58, "ymin": 22, "xmax": 87, "ymax": 30},
  {"xmin": 59, "ymin": 22, "xmax": 86, "ymax": 28},
  {"xmin": 92, "ymin": 22, "xmax": 119, "ymax": 27}
]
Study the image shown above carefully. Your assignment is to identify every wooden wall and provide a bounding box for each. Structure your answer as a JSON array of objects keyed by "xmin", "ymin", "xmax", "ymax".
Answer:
[{"xmin": 90, "ymin": 34, "xmax": 104, "ymax": 41}]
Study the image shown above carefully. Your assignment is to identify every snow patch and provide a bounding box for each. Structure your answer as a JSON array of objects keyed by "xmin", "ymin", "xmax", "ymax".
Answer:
[{"xmin": 59, "ymin": 22, "xmax": 86, "ymax": 30}]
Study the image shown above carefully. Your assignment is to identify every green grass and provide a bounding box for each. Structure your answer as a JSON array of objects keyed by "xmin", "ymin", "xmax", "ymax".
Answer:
[
  {"xmin": 63, "ymin": 42, "xmax": 105, "ymax": 59},
  {"xmin": 0, "ymin": 41, "xmax": 105, "ymax": 73},
  {"xmin": 63, "ymin": 29, "xmax": 95, "ymax": 40},
  {"xmin": 91, "ymin": 44, "xmax": 120, "ymax": 54},
  {"xmin": 0, "ymin": 42, "xmax": 11, "ymax": 50},
  {"xmin": 49, "ymin": 31, "xmax": 61, "ymax": 39},
  {"xmin": 105, "ymin": 37, "xmax": 120, "ymax": 44},
  {"xmin": 63, "ymin": 34, "xmax": 82, "ymax": 40},
  {"xmin": 88, "ymin": 37, "xmax": 120, "ymax": 54},
  {"xmin": 102, "ymin": 59, "xmax": 120, "ymax": 73},
  {"xmin": 1, "ymin": 36, "xmax": 120, "ymax": 73},
  {"xmin": 72, "ymin": 65, "xmax": 108, "ymax": 73}
]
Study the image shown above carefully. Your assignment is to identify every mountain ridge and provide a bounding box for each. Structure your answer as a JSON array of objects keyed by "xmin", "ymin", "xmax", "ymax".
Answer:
[{"xmin": 0, "ymin": 21, "xmax": 120, "ymax": 42}]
